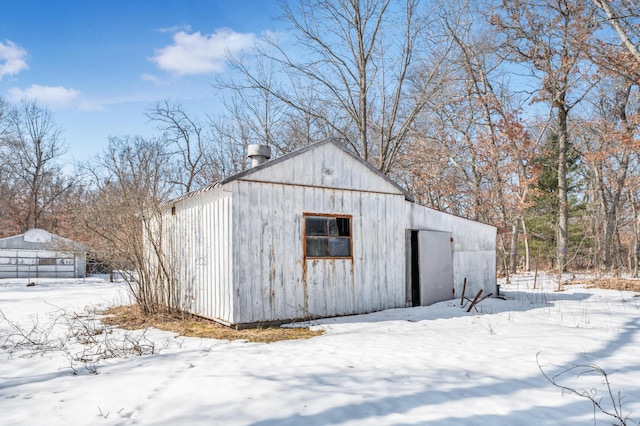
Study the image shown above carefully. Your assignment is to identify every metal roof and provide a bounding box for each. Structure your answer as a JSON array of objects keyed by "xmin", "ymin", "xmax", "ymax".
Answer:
[{"xmin": 0, "ymin": 229, "xmax": 87, "ymax": 252}]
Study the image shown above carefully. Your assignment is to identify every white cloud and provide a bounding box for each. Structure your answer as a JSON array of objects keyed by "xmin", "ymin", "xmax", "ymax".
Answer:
[
  {"xmin": 151, "ymin": 28, "xmax": 256, "ymax": 76},
  {"xmin": 156, "ymin": 24, "xmax": 192, "ymax": 34},
  {"xmin": 7, "ymin": 84, "xmax": 80, "ymax": 108},
  {"xmin": 140, "ymin": 73, "xmax": 167, "ymax": 86},
  {"xmin": 0, "ymin": 40, "xmax": 28, "ymax": 79}
]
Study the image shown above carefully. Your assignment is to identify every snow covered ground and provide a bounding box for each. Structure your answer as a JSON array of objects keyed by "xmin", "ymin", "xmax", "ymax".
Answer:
[{"xmin": 1, "ymin": 273, "xmax": 639, "ymax": 425}]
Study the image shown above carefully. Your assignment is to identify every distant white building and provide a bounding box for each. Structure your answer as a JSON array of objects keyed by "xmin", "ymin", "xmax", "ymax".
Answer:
[
  {"xmin": 161, "ymin": 138, "xmax": 496, "ymax": 327},
  {"xmin": 0, "ymin": 229, "xmax": 87, "ymax": 279}
]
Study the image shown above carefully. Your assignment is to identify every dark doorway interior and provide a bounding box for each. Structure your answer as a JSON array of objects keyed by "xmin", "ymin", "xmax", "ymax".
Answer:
[{"xmin": 410, "ymin": 230, "xmax": 420, "ymax": 307}]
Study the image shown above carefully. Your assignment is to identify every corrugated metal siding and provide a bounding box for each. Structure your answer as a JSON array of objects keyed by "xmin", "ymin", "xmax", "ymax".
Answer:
[
  {"xmin": 0, "ymin": 249, "xmax": 82, "ymax": 278},
  {"xmin": 233, "ymin": 180, "xmax": 406, "ymax": 324},
  {"xmin": 168, "ymin": 187, "xmax": 234, "ymax": 323},
  {"xmin": 405, "ymin": 203, "xmax": 497, "ymax": 298},
  {"xmin": 241, "ymin": 141, "xmax": 406, "ymax": 197}
]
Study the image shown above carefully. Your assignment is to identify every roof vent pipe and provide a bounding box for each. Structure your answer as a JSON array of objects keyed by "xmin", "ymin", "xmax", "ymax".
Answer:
[{"xmin": 247, "ymin": 144, "xmax": 271, "ymax": 168}]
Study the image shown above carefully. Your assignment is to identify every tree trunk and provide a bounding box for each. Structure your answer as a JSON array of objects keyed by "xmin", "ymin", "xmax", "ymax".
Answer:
[
  {"xmin": 632, "ymin": 192, "xmax": 640, "ymax": 278},
  {"xmin": 557, "ymin": 107, "xmax": 569, "ymax": 286},
  {"xmin": 499, "ymin": 234, "xmax": 510, "ymax": 283},
  {"xmin": 522, "ymin": 217, "xmax": 530, "ymax": 271},
  {"xmin": 509, "ymin": 219, "xmax": 519, "ymax": 274},
  {"xmin": 633, "ymin": 225, "xmax": 640, "ymax": 278},
  {"xmin": 603, "ymin": 210, "xmax": 616, "ymax": 269},
  {"xmin": 599, "ymin": 83, "xmax": 631, "ymax": 270}
]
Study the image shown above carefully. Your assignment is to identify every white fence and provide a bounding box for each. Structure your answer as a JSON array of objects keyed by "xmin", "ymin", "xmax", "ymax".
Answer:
[{"xmin": 0, "ymin": 250, "xmax": 85, "ymax": 279}]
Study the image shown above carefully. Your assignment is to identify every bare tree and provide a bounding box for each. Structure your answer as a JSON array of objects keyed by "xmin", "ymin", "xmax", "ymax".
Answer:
[
  {"xmin": 0, "ymin": 97, "xmax": 13, "ymax": 236},
  {"xmin": 224, "ymin": 0, "xmax": 452, "ymax": 173},
  {"xmin": 576, "ymin": 79, "xmax": 639, "ymax": 269},
  {"xmin": 491, "ymin": 0, "xmax": 598, "ymax": 281},
  {"xmin": 0, "ymin": 100, "xmax": 73, "ymax": 233},
  {"xmin": 397, "ymin": 1, "xmax": 540, "ymax": 275},
  {"xmin": 81, "ymin": 136, "xmax": 179, "ymax": 314},
  {"xmin": 629, "ymin": 176, "xmax": 640, "ymax": 276},
  {"xmin": 593, "ymin": 0, "xmax": 640, "ymax": 65},
  {"xmin": 146, "ymin": 101, "xmax": 214, "ymax": 193},
  {"xmin": 0, "ymin": 96, "xmax": 9, "ymax": 145},
  {"xmin": 205, "ymin": 112, "xmax": 253, "ymax": 178},
  {"xmin": 224, "ymin": 59, "xmax": 294, "ymax": 153}
]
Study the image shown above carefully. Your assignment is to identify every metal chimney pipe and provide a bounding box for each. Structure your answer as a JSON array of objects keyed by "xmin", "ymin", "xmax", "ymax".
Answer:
[{"xmin": 247, "ymin": 144, "xmax": 271, "ymax": 168}]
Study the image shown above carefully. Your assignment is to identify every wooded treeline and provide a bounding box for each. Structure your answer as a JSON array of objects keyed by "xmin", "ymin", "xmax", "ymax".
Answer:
[{"xmin": 1, "ymin": 0, "xmax": 639, "ymax": 278}]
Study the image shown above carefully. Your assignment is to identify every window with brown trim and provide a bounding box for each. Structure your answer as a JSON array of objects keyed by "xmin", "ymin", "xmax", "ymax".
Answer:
[{"xmin": 304, "ymin": 214, "xmax": 352, "ymax": 258}]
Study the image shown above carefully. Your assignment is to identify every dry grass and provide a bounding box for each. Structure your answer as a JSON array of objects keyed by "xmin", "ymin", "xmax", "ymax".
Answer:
[
  {"xmin": 567, "ymin": 277, "xmax": 640, "ymax": 293},
  {"xmin": 100, "ymin": 305, "xmax": 323, "ymax": 343}
]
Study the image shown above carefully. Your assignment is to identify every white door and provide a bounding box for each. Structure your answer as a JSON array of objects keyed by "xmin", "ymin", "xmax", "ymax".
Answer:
[{"xmin": 419, "ymin": 230, "xmax": 454, "ymax": 305}]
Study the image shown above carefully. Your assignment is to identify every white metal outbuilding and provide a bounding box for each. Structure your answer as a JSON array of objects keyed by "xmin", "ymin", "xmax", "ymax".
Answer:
[
  {"xmin": 162, "ymin": 138, "xmax": 496, "ymax": 327},
  {"xmin": 0, "ymin": 229, "xmax": 87, "ymax": 279}
]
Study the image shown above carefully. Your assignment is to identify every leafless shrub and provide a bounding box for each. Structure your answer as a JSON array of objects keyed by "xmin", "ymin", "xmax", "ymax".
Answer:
[
  {"xmin": 0, "ymin": 306, "xmax": 164, "ymax": 375},
  {"xmin": 538, "ymin": 353, "xmax": 637, "ymax": 425},
  {"xmin": 0, "ymin": 308, "xmax": 64, "ymax": 355},
  {"xmin": 80, "ymin": 135, "xmax": 181, "ymax": 315}
]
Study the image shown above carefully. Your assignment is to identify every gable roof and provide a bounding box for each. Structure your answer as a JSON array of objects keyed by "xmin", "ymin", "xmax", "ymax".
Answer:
[
  {"xmin": 0, "ymin": 229, "xmax": 87, "ymax": 252},
  {"xmin": 218, "ymin": 138, "xmax": 414, "ymax": 201}
]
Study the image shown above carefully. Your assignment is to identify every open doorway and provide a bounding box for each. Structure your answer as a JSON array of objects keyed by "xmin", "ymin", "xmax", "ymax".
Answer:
[
  {"xmin": 410, "ymin": 230, "xmax": 420, "ymax": 307},
  {"xmin": 407, "ymin": 229, "xmax": 454, "ymax": 306}
]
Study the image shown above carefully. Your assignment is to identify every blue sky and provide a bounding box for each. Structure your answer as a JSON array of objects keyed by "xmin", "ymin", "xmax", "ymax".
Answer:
[{"xmin": 0, "ymin": 0, "xmax": 282, "ymax": 162}]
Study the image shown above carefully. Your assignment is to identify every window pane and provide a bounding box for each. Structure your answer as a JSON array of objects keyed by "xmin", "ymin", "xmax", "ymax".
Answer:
[
  {"xmin": 306, "ymin": 237, "xmax": 329, "ymax": 257},
  {"xmin": 306, "ymin": 217, "xmax": 328, "ymax": 236},
  {"xmin": 328, "ymin": 218, "xmax": 338, "ymax": 236},
  {"xmin": 336, "ymin": 217, "xmax": 350, "ymax": 236},
  {"xmin": 329, "ymin": 237, "xmax": 351, "ymax": 257}
]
